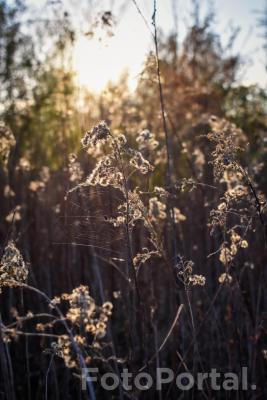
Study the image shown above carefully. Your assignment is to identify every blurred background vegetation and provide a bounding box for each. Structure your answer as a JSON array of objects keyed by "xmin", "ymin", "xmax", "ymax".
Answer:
[
  {"xmin": 1, "ymin": 0, "xmax": 267, "ymax": 398},
  {"xmin": 1, "ymin": 0, "xmax": 266, "ymax": 171}
]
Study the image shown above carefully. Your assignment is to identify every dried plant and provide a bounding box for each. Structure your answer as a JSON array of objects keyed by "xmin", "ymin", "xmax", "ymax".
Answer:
[{"xmin": 0, "ymin": 241, "xmax": 28, "ymax": 291}]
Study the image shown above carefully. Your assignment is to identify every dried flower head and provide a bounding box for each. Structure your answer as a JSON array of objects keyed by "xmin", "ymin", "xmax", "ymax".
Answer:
[
  {"xmin": 65, "ymin": 285, "xmax": 96, "ymax": 325},
  {"xmin": 171, "ymin": 207, "xmax": 186, "ymax": 223},
  {"xmin": 58, "ymin": 285, "xmax": 113, "ymax": 341},
  {"xmin": 0, "ymin": 241, "xmax": 28, "ymax": 291},
  {"xmin": 85, "ymin": 156, "xmax": 123, "ymax": 189},
  {"xmin": 81, "ymin": 121, "xmax": 110, "ymax": 148},
  {"xmin": 176, "ymin": 258, "xmax": 205, "ymax": 287},
  {"xmin": 5, "ymin": 206, "xmax": 22, "ymax": 223},
  {"xmin": 219, "ymin": 247, "xmax": 233, "ymax": 265},
  {"xmin": 116, "ymin": 190, "xmax": 146, "ymax": 227},
  {"xmin": 218, "ymin": 273, "xmax": 233, "ymax": 284},
  {"xmin": 136, "ymin": 129, "xmax": 159, "ymax": 151},
  {"xmin": 3, "ymin": 185, "xmax": 15, "ymax": 198},
  {"xmin": 149, "ymin": 197, "xmax": 166, "ymax": 221},
  {"xmin": 207, "ymin": 116, "xmax": 243, "ymax": 179},
  {"xmin": 0, "ymin": 122, "xmax": 16, "ymax": 167},
  {"xmin": 56, "ymin": 335, "xmax": 77, "ymax": 368},
  {"xmin": 68, "ymin": 153, "xmax": 83, "ymax": 182},
  {"xmin": 133, "ymin": 248, "xmax": 160, "ymax": 267},
  {"xmin": 18, "ymin": 157, "xmax": 31, "ymax": 171},
  {"xmin": 188, "ymin": 274, "xmax": 206, "ymax": 286},
  {"xmin": 129, "ymin": 150, "xmax": 154, "ymax": 174},
  {"xmin": 241, "ymin": 240, "xmax": 248, "ymax": 248},
  {"xmin": 154, "ymin": 186, "xmax": 169, "ymax": 198}
]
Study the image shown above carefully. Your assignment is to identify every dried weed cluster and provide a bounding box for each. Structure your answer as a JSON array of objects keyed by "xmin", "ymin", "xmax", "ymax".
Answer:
[
  {"xmin": 0, "ymin": 240, "xmax": 28, "ymax": 291},
  {"xmin": 1, "ymin": 112, "xmax": 266, "ymax": 398},
  {"xmin": 207, "ymin": 116, "xmax": 266, "ymax": 283}
]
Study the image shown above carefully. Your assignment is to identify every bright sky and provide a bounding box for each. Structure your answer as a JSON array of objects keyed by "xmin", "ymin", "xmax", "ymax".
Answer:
[{"xmin": 28, "ymin": 0, "xmax": 267, "ymax": 92}]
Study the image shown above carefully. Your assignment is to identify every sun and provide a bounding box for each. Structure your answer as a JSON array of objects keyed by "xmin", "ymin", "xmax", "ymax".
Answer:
[
  {"xmin": 72, "ymin": 19, "xmax": 151, "ymax": 93},
  {"xmin": 73, "ymin": 36, "xmax": 123, "ymax": 92}
]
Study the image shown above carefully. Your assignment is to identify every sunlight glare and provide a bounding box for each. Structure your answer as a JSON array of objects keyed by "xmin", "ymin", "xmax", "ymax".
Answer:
[{"xmin": 73, "ymin": 28, "xmax": 147, "ymax": 93}]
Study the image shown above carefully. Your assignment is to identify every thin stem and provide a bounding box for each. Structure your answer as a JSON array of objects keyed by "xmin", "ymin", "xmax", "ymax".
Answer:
[
  {"xmin": 152, "ymin": 0, "xmax": 172, "ymax": 186},
  {"xmin": 45, "ymin": 353, "xmax": 54, "ymax": 400},
  {"xmin": 152, "ymin": 0, "xmax": 179, "ymax": 266}
]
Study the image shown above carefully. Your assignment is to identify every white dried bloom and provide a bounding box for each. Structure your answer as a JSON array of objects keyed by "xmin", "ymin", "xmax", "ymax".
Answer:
[
  {"xmin": 218, "ymin": 273, "xmax": 233, "ymax": 284},
  {"xmin": 68, "ymin": 154, "xmax": 83, "ymax": 182},
  {"xmin": 136, "ymin": 129, "xmax": 159, "ymax": 151},
  {"xmin": 149, "ymin": 197, "xmax": 166, "ymax": 221},
  {"xmin": 172, "ymin": 207, "xmax": 186, "ymax": 223},
  {"xmin": 40, "ymin": 166, "xmax": 50, "ymax": 183},
  {"xmin": 129, "ymin": 151, "xmax": 154, "ymax": 174},
  {"xmin": 188, "ymin": 274, "xmax": 206, "ymax": 286},
  {"xmin": 133, "ymin": 248, "xmax": 160, "ymax": 267},
  {"xmin": 114, "ymin": 134, "xmax": 127, "ymax": 148},
  {"xmin": 231, "ymin": 231, "xmax": 241, "ymax": 243},
  {"xmin": 61, "ymin": 286, "xmax": 113, "ymax": 341},
  {"xmin": 176, "ymin": 258, "xmax": 205, "ymax": 287},
  {"xmin": 3, "ymin": 185, "xmax": 15, "ymax": 198},
  {"xmin": 5, "ymin": 206, "xmax": 22, "ymax": 223},
  {"xmin": 240, "ymin": 240, "xmax": 248, "ymax": 248},
  {"xmin": 230, "ymin": 244, "xmax": 238, "ymax": 256},
  {"xmin": 218, "ymin": 202, "xmax": 227, "ymax": 211},
  {"xmin": 0, "ymin": 241, "xmax": 28, "ymax": 291},
  {"xmin": 18, "ymin": 157, "xmax": 31, "ymax": 171},
  {"xmin": 81, "ymin": 121, "xmax": 110, "ymax": 148},
  {"xmin": 117, "ymin": 190, "xmax": 145, "ymax": 227},
  {"xmin": 219, "ymin": 247, "xmax": 233, "ymax": 265},
  {"xmin": 28, "ymin": 181, "xmax": 45, "ymax": 192},
  {"xmin": 86, "ymin": 156, "xmax": 123, "ymax": 189},
  {"xmin": 0, "ymin": 122, "xmax": 16, "ymax": 166},
  {"xmin": 154, "ymin": 186, "xmax": 168, "ymax": 198}
]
